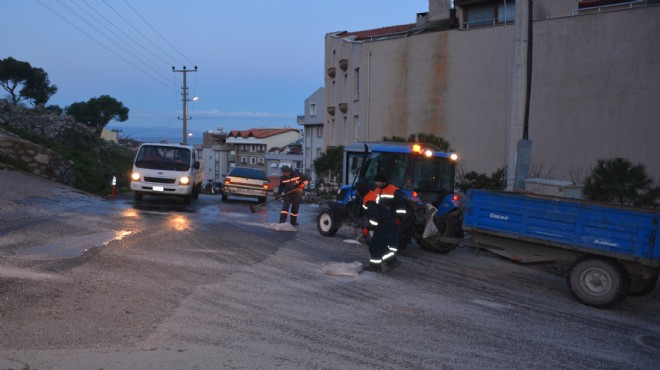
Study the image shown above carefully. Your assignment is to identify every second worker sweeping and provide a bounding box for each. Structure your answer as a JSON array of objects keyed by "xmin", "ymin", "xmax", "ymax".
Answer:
[{"xmin": 275, "ymin": 166, "xmax": 308, "ymax": 226}]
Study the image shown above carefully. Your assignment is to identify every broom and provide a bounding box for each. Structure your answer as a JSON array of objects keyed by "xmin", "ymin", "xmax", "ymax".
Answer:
[{"xmin": 249, "ymin": 188, "xmax": 300, "ymax": 213}]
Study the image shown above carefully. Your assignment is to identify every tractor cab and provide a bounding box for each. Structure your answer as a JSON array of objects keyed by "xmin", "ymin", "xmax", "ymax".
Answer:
[{"xmin": 340, "ymin": 142, "xmax": 460, "ymax": 216}]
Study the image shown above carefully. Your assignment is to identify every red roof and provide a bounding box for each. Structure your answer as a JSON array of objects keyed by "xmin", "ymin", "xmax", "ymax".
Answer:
[
  {"xmin": 227, "ymin": 128, "xmax": 298, "ymax": 139},
  {"xmin": 335, "ymin": 24, "xmax": 417, "ymax": 41}
]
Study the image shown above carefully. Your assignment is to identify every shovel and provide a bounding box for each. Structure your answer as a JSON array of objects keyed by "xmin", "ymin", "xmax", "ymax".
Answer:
[{"xmin": 249, "ymin": 188, "xmax": 300, "ymax": 213}]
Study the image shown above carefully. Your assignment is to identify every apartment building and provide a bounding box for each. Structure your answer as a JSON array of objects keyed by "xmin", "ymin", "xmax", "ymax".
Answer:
[
  {"xmin": 297, "ymin": 87, "xmax": 326, "ymax": 183},
  {"xmin": 324, "ymin": 0, "xmax": 660, "ymax": 182}
]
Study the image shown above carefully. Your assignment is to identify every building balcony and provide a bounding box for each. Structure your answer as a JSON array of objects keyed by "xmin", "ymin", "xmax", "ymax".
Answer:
[
  {"xmin": 338, "ymin": 103, "xmax": 348, "ymax": 113},
  {"xmin": 339, "ymin": 59, "xmax": 348, "ymax": 70},
  {"xmin": 327, "ymin": 67, "xmax": 336, "ymax": 78},
  {"xmin": 326, "ymin": 106, "xmax": 336, "ymax": 116}
]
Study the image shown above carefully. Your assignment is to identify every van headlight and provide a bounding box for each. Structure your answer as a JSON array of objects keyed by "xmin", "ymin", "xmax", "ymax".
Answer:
[
  {"xmin": 131, "ymin": 172, "xmax": 141, "ymax": 181},
  {"xmin": 180, "ymin": 176, "xmax": 190, "ymax": 185}
]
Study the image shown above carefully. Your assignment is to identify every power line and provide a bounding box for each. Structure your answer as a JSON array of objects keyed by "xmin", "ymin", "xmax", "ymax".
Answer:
[
  {"xmin": 37, "ymin": 0, "xmax": 172, "ymax": 88},
  {"xmin": 80, "ymin": 0, "xmax": 173, "ymax": 67},
  {"xmin": 69, "ymin": 0, "xmax": 173, "ymax": 83},
  {"xmin": 122, "ymin": 0, "xmax": 196, "ymax": 66},
  {"xmin": 102, "ymin": 0, "xmax": 188, "ymax": 68}
]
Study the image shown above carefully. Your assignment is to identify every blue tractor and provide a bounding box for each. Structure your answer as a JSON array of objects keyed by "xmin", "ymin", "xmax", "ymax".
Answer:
[{"xmin": 316, "ymin": 142, "xmax": 464, "ymax": 253}]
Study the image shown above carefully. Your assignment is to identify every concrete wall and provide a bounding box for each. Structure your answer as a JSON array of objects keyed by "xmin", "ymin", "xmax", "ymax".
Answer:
[{"xmin": 325, "ymin": 4, "xmax": 660, "ymax": 182}]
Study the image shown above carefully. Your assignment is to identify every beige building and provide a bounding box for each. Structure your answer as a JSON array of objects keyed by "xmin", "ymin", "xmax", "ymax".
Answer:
[
  {"xmin": 226, "ymin": 128, "xmax": 301, "ymax": 171},
  {"xmin": 297, "ymin": 87, "xmax": 326, "ymax": 183},
  {"xmin": 324, "ymin": 0, "xmax": 660, "ymax": 183}
]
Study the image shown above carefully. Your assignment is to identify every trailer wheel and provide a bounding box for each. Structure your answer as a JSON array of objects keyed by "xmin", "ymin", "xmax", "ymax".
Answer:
[
  {"xmin": 317, "ymin": 208, "xmax": 338, "ymax": 237},
  {"xmin": 568, "ymin": 257, "xmax": 630, "ymax": 308},
  {"xmin": 629, "ymin": 273, "xmax": 658, "ymax": 297}
]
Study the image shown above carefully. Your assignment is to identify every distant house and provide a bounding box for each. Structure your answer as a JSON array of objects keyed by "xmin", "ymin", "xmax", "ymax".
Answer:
[
  {"xmin": 101, "ymin": 128, "xmax": 119, "ymax": 143},
  {"xmin": 265, "ymin": 140, "xmax": 304, "ymax": 178},
  {"xmin": 225, "ymin": 128, "xmax": 301, "ymax": 171},
  {"xmin": 199, "ymin": 128, "xmax": 232, "ymax": 183}
]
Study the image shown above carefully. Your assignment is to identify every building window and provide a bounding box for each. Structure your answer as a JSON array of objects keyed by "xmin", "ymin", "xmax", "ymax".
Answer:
[
  {"xmin": 310, "ymin": 103, "xmax": 317, "ymax": 116},
  {"xmin": 250, "ymin": 145, "xmax": 256, "ymax": 152},
  {"xmin": 354, "ymin": 115, "xmax": 360, "ymax": 141},
  {"xmin": 241, "ymin": 157, "xmax": 247, "ymax": 164},
  {"xmin": 258, "ymin": 157, "xmax": 264, "ymax": 165},
  {"xmin": 250, "ymin": 157, "xmax": 256, "ymax": 164},
  {"xmin": 354, "ymin": 68, "xmax": 360, "ymax": 101},
  {"xmin": 317, "ymin": 126, "xmax": 323, "ymax": 138}
]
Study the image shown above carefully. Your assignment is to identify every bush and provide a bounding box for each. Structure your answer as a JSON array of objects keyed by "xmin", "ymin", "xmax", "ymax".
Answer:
[
  {"xmin": 584, "ymin": 158, "xmax": 659, "ymax": 207},
  {"xmin": 455, "ymin": 168, "xmax": 505, "ymax": 193}
]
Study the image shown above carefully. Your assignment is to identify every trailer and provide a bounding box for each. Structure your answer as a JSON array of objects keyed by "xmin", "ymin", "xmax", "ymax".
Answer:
[{"xmin": 462, "ymin": 189, "xmax": 659, "ymax": 308}]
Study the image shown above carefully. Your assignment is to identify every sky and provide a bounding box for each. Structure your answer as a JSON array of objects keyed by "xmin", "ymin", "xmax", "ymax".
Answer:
[{"xmin": 2, "ymin": 0, "xmax": 429, "ymax": 143}]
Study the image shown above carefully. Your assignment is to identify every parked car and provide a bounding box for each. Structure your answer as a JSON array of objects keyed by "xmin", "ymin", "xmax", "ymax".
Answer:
[
  {"xmin": 213, "ymin": 182, "xmax": 223, "ymax": 194},
  {"xmin": 221, "ymin": 167, "xmax": 269, "ymax": 203}
]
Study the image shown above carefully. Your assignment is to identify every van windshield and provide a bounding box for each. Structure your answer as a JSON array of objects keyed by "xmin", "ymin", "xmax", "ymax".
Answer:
[{"xmin": 135, "ymin": 146, "xmax": 191, "ymax": 171}]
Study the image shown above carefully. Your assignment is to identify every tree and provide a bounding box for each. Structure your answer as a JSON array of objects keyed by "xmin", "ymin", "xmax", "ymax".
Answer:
[
  {"xmin": 584, "ymin": 158, "xmax": 659, "ymax": 207},
  {"xmin": 382, "ymin": 132, "xmax": 452, "ymax": 152},
  {"xmin": 0, "ymin": 57, "xmax": 57, "ymax": 106},
  {"xmin": 65, "ymin": 95, "xmax": 129, "ymax": 135},
  {"xmin": 313, "ymin": 146, "xmax": 344, "ymax": 185}
]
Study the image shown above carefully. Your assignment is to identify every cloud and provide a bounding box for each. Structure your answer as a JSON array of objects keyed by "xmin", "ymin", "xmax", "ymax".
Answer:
[{"xmin": 194, "ymin": 109, "xmax": 295, "ymax": 120}]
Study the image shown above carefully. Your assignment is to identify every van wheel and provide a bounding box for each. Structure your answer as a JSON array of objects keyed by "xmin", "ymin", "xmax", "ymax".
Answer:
[
  {"xmin": 134, "ymin": 191, "xmax": 143, "ymax": 201},
  {"xmin": 568, "ymin": 257, "xmax": 629, "ymax": 308}
]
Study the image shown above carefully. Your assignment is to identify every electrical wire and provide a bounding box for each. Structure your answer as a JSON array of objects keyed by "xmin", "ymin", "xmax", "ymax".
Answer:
[
  {"xmin": 102, "ymin": 0, "xmax": 188, "ymax": 68},
  {"xmin": 37, "ymin": 0, "xmax": 172, "ymax": 88},
  {"xmin": 68, "ymin": 0, "xmax": 173, "ymax": 83},
  {"xmin": 122, "ymin": 0, "xmax": 196, "ymax": 66}
]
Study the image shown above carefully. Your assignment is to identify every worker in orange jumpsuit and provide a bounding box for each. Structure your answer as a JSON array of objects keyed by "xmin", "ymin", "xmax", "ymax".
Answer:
[
  {"xmin": 374, "ymin": 173, "xmax": 410, "ymax": 251},
  {"xmin": 355, "ymin": 180, "xmax": 401, "ymax": 273},
  {"xmin": 276, "ymin": 166, "xmax": 308, "ymax": 226}
]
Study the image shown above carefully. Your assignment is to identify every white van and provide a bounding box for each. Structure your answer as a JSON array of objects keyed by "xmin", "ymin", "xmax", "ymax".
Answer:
[{"xmin": 130, "ymin": 143, "xmax": 205, "ymax": 204}]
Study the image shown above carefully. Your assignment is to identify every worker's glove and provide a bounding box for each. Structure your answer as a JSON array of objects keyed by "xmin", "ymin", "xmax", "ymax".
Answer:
[
  {"xmin": 362, "ymin": 228, "xmax": 369, "ymax": 237},
  {"xmin": 298, "ymin": 183, "xmax": 305, "ymax": 189},
  {"xmin": 394, "ymin": 218, "xmax": 401, "ymax": 226}
]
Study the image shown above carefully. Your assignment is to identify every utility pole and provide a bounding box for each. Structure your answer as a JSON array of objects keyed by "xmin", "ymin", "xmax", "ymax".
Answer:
[
  {"xmin": 505, "ymin": 1, "xmax": 532, "ymax": 191},
  {"xmin": 172, "ymin": 66, "xmax": 197, "ymax": 145}
]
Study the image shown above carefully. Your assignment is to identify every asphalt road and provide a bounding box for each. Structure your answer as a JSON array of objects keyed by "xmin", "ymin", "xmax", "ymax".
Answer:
[{"xmin": 0, "ymin": 173, "xmax": 659, "ymax": 369}]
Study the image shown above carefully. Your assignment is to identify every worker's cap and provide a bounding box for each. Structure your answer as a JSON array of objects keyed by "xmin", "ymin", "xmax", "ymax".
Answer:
[
  {"xmin": 354, "ymin": 180, "xmax": 370, "ymax": 197},
  {"xmin": 281, "ymin": 165, "xmax": 291, "ymax": 173},
  {"xmin": 374, "ymin": 173, "xmax": 388, "ymax": 183}
]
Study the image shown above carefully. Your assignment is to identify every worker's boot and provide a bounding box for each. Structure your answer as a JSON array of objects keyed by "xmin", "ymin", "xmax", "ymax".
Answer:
[
  {"xmin": 290, "ymin": 216, "xmax": 299, "ymax": 226},
  {"xmin": 363, "ymin": 262, "xmax": 382, "ymax": 273},
  {"xmin": 384, "ymin": 256, "xmax": 401, "ymax": 271},
  {"xmin": 279, "ymin": 214, "xmax": 287, "ymax": 223}
]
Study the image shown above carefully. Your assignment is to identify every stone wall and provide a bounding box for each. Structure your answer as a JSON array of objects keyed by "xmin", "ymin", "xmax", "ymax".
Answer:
[
  {"xmin": 0, "ymin": 99, "xmax": 100, "ymax": 185},
  {"xmin": 0, "ymin": 128, "xmax": 75, "ymax": 185}
]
